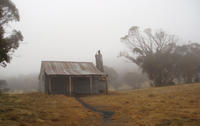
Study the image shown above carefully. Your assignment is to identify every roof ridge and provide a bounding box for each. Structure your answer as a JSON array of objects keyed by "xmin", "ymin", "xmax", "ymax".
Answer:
[
  {"xmin": 40, "ymin": 61, "xmax": 107, "ymax": 76},
  {"xmin": 42, "ymin": 61, "xmax": 92, "ymax": 63}
]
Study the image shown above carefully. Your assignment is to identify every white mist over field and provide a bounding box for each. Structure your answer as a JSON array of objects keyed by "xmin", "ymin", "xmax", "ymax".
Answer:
[{"xmin": 0, "ymin": 0, "xmax": 199, "ymax": 82}]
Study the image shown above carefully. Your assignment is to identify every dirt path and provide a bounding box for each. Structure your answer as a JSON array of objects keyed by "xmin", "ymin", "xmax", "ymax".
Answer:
[{"xmin": 75, "ymin": 97, "xmax": 114, "ymax": 125}]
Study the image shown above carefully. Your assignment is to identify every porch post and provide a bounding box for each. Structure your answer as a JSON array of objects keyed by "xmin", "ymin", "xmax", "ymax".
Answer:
[
  {"xmin": 69, "ymin": 76, "xmax": 72, "ymax": 96},
  {"xmin": 105, "ymin": 76, "xmax": 108, "ymax": 95},
  {"xmin": 48, "ymin": 77, "xmax": 52, "ymax": 94},
  {"xmin": 89, "ymin": 76, "xmax": 93, "ymax": 95}
]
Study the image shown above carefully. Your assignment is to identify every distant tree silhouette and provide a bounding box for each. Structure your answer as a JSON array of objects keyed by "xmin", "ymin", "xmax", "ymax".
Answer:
[
  {"xmin": 120, "ymin": 26, "xmax": 200, "ymax": 86},
  {"xmin": 0, "ymin": 0, "xmax": 23, "ymax": 67},
  {"xmin": 120, "ymin": 26, "xmax": 178, "ymax": 86},
  {"xmin": 174, "ymin": 43, "xmax": 200, "ymax": 83},
  {"xmin": 122, "ymin": 72, "xmax": 149, "ymax": 89},
  {"xmin": 104, "ymin": 66, "xmax": 120, "ymax": 89}
]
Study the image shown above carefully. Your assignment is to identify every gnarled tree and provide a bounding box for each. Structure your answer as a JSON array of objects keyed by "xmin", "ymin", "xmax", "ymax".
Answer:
[
  {"xmin": 0, "ymin": 0, "xmax": 23, "ymax": 67},
  {"xmin": 120, "ymin": 26, "xmax": 178, "ymax": 86}
]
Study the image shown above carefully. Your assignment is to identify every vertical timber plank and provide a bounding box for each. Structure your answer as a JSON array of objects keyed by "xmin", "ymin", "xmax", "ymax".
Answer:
[
  {"xmin": 66, "ymin": 76, "xmax": 68, "ymax": 95},
  {"xmin": 48, "ymin": 77, "xmax": 52, "ymax": 94},
  {"xmin": 105, "ymin": 76, "xmax": 108, "ymax": 95},
  {"xmin": 69, "ymin": 76, "xmax": 72, "ymax": 96},
  {"xmin": 89, "ymin": 76, "xmax": 92, "ymax": 95}
]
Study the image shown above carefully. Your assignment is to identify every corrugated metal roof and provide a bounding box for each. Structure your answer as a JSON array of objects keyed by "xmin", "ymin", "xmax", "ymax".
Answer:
[{"xmin": 41, "ymin": 61, "xmax": 107, "ymax": 76}]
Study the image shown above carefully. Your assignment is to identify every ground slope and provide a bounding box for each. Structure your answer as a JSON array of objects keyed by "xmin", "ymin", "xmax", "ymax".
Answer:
[
  {"xmin": 81, "ymin": 83, "xmax": 200, "ymax": 126},
  {"xmin": 0, "ymin": 93, "xmax": 100, "ymax": 126},
  {"xmin": 0, "ymin": 84, "xmax": 199, "ymax": 126}
]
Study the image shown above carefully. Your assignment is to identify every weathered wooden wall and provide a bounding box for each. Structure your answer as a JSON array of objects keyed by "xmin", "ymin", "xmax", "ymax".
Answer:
[
  {"xmin": 40, "ymin": 75, "xmax": 107, "ymax": 95},
  {"xmin": 51, "ymin": 76, "xmax": 69, "ymax": 94},
  {"xmin": 72, "ymin": 77, "xmax": 90, "ymax": 94},
  {"xmin": 92, "ymin": 77, "xmax": 106, "ymax": 94}
]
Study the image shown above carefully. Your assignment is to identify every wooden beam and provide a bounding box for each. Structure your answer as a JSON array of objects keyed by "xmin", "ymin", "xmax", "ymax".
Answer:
[
  {"xmin": 105, "ymin": 77, "xmax": 108, "ymax": 95},
  {"xmin": 89, "ymin": 76, "xmax": 93, "ymax": 95},
  {"xmin": 66, "ymin": 76, "xmax": 68, "ymax": 96},
  {"xmin": 48, "ymin": 77, "xmax": 52, "ymax": 94},
  {"xmin": 69, "ymin": 76, "xmax": 72, "ymax": 96}
]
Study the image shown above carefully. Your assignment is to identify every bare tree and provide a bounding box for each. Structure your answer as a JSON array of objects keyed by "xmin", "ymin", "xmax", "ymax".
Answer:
[
  {"xmin": 120, "ymin": 26, "xmax": 178, "ymax": 86},
  {"xmin": 120, "ymin": 26, "xmax": 177, "ymax": 63}
]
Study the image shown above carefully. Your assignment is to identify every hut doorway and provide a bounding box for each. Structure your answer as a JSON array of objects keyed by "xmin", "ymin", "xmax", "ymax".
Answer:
[
  {"xmin": 72, "ymin": 77, "xmax": 90, "ymax": 95},
  {"xmin": 50, "ymin": 76, "xmax": 69, "ymax": 94}
]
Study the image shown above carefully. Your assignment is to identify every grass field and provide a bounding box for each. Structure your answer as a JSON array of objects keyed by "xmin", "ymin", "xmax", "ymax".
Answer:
[
  {"xmin": 0, "ymin": 93, "xmax": 100, "ymax": 126},
  {"xmin": 82, "ymin": 83, "xmax": 200, "ymax": 126},
  {"xmin": 0, "ymin": 83, "xmax": 200, "ymax": 126}
]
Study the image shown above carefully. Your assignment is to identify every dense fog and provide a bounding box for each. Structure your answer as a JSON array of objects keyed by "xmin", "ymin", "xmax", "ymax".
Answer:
[
  {"xmin": 3, "ymin": 65, "xmax": 150, "ymax": 92},
  {"xmin": 0, "ymin": 0, "xmax": 199, "ymax": 92}
]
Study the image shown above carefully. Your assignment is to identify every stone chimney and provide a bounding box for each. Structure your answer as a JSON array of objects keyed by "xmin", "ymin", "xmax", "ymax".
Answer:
[{"xmin": 95, "ymin": 50, "xmax": 104, "ymax": 72}]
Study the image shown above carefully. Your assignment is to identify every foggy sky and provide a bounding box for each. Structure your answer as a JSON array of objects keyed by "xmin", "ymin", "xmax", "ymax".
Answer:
[{"xmin": 0, "ymin": 0, "xmax": 199, "ymax": 78}]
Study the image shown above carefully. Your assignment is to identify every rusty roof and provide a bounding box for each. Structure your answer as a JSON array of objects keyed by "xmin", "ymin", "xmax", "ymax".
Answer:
[{"xmin": 40, "ymin": 61, "xmax": 107, "ymax": 76}]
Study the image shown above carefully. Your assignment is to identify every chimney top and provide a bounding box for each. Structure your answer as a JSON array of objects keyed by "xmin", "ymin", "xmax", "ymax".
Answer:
[{"xmin": 95, "ymin": 50, "xmax": 104, "ymax": 72}]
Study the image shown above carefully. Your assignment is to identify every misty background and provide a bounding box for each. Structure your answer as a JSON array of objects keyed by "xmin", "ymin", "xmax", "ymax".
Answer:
[{"xmin": 0, "ymin": 0, "xmax": 199, "ymax": 91}]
